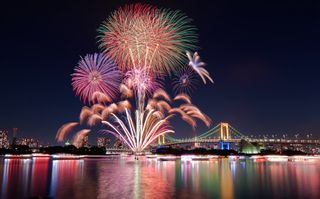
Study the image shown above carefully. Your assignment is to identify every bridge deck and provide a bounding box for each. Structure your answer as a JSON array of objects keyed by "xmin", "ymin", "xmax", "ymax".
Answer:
[{"xmin": 164, "ymin": 138, "xmax": 320, "ymax": 145}]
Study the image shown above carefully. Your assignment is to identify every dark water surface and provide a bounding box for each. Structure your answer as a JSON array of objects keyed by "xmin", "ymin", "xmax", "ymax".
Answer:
[{"xmin": 0, "ymin": 157, "xmax": 319, "ymax": 199}]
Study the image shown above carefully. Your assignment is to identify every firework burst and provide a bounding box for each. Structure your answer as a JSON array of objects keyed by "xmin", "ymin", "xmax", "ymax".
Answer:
[
  {"xmin": 124, "ymin": 68, "xmax": 163, "ymax": 96},
  {"xmin": 57, "ymin": 3, "xmax": 213, "ymax": 154},
  {"xmin": 97, "ymin": 3, "xmax": 197, "ymax": 73},
  {"xmin": 172, "ymin": 65, "xmax": 198, "ymax": 95},
  {"xmin": 102, "ymin": 109, "xmax": 174, "ymax": 153},
  {"xmin": 186, "ymin": 51, "xmax": 213, "ymax": 84},
  {"xmin": 71, "ymin": 53, "xmax": 122, "ymax": 104}
]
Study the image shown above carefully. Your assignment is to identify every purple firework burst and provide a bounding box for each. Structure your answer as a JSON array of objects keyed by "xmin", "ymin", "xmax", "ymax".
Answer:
[
  {"xmin": 72, "ymin": 53, "xmax": 122, "ymax": 104},
  {"xmin": 172, "ymin": 65, "xmax": 199, "ymax": 95},
  {"xmin": 124, "ymin": 67, "xmax": 163, "ymax": 96}
]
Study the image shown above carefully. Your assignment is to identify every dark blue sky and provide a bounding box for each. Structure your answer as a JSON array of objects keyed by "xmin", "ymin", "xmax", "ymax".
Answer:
[{"xmin": 1, "ymin": 0, "xmax": 319, "ymax": 144}]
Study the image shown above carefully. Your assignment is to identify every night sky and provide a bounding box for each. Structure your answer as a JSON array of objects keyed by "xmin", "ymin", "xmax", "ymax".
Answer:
[{"xmin": 1, "ymin": 0, "xmax": 319, "ymax": 144}]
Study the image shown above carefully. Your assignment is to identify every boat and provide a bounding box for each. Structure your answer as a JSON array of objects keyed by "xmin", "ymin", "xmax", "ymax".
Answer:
[
  {"xmin": 146, "ymin": 154, "xmax": 158, "ymax": 159},
  {"xmin": 191, "ymin": 156, "xmax": 210, "ymax": 161},
  {"xmin": 4, "ymin": 154, "xmax": 32, "ymax": 159},
  {"xmin": 32, "ymin": 153, "xmax": 51, "ymax": 158},
  {"xmin": 288, "ymin": 155, "xmax": 319, "ymax": 162},
  {"xmin": 250, "ymin": 155, "xmax": 266, "ymax": 162},
  {"xmin": 52, "ymin": 154, "xmax": 84, "ymax": 160},
  {"xmin": 181, "ymin": 155, "xmax": 216, "ymax": 161},
  {"xmin": 265, "ymin": 155, "xmax": 288, "ymax": 162},
  {"xmin": 157, "ymin": 156, "xmax": 178, "ymax": 161}
]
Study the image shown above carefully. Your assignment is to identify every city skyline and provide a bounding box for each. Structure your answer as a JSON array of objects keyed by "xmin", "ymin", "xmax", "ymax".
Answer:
[{"xmin": 1, "ymin": 0, "xmax": 320, "ymax": 143}]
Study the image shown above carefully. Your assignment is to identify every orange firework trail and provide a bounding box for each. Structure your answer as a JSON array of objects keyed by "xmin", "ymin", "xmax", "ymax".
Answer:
[
  {"xmin": 56, "ymin": 122, "xmax": 78, "ymax": 142},
  {"xmin": 72, "ymin": 129, "xmax": 91, "ymax": 148}
]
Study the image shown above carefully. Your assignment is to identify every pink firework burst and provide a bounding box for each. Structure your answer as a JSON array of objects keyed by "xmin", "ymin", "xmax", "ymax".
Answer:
[
  {"xmin": 72, "ymin": 53, "xmax": 122, "ymax": 104},
  {"xmin": 124, "ymin": 68, "xmax": 163, "ymax": 96},
  {"xmin": 172, "ymin": 65, "xmax": 199, "ymax": 95}
]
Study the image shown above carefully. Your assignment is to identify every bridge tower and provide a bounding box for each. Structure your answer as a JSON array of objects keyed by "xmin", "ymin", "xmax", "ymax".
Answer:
[
  {"xmin": 220, "ymin": 123, "xmax": 230, "ymax": 140},
  {"xmin": 220, "ymin": 123, "xmax": 230, "ymax": 150},
  {"xmin": 157, "ymin": 135, "xmax": 166, "ymax": 145}
]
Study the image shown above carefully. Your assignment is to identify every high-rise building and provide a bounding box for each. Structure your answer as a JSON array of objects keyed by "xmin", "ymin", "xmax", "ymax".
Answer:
[
  {"xmin": 0, "ymin": 130, "xmax": 10, "ymax": 149},
  {"xmin": 97, "ymin": 137, "xmax": 111, "ymax": 148},
  {"xmin": 12, "ymin": 128, "xmax": 18, "ymax": 146}
]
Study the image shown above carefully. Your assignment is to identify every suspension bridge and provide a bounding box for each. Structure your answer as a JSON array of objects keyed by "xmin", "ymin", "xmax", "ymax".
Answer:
[{"xmin": 157, "ymin": 122, "xmax": 320, "ymax": 150}]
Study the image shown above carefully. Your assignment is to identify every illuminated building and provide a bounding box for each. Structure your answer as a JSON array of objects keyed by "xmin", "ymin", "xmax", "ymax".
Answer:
[
  {"xmin": 114, "ymin": 138, "xmax": 124, "ymax": 148},
  {"xmin": 0, "ymin": 130, "xmax": 10, "ymax": 148},
  {"xmin": 82, "ymin": 135, "xmax": 89, "ymax": 147},
  {"xmin": 16, "ymin": 138, "xmax": 39, "ymax": 148},
  {"xmin": 97, "ymin": 137, "xmax": 110, "ymax": 148},
  {"xmin": 65, "ymin": 140, "xmax": 71, "ymax": 146}
]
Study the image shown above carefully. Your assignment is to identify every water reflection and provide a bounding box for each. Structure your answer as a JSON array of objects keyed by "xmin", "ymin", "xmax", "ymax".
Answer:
[
  {"xmin": 31, "ymin": 158, "xmax": 50, "ymax": 197},
  {"xmin": 179, "ymin": 159, "xmax": 235, "ymax": 198},
  {"xmin": 1, "ymin": 159, "xmax": 32, "ymax": 199},
  {"xmin": 96, "ymin": 159, "xmax": 176, "ymax": 199},
  {"xmin": 50, "ymin": 159, "xmax": 84, "ymax": 198},
  {"xmin": 0, "ymin": 157, "xmax": 319, "ymax": 199},
  {"xmin": 221, "ymin": 161, "xmax": 234, "ymax": 199}
]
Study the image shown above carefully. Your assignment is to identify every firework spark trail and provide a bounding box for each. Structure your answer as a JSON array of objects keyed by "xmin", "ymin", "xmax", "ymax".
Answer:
[
  {"xmin": 146, "ymin": 99, "xmax": 157, "ymax": 112},
  {"xmin": 156, "ymin": 100, "xmax": 172, "ymax": 113},
  {"xmin": 92, "ymin": 91, "xmax": 112, "ymax": 104},
  {"xmin": 186, "ymin": 51, "xmax": 213, "ymax": 84},
  {"xmin": 169, "ymin": 108, "xmax": 197, "ymax": 128},
  {"xmin": 152, "ymin": 89, "xmax": 171, "ymax": 102},
  {"xmin": 98, "ymin": 3, "xmax": 198, "ymax": 73},
  {"xmin": 174, "ymin": 93, "xmax": 192, "ymax": 104},
  {"xmin": 148, "ymin": 91, "xmax": 211, "ymax": 128},
  {"xmin": 72, "ymin": 129, "xmax": 91, "ymax": 148},
  {"xmin": 79, "ymin": 107, "xmax": 92, "ymax": 124},
  {"xmin": 152, "ymin": 111, "xmax": 165, "ymax": 119},
  {"xmin": 120, "ymin": 84, "xmax": 133, "ymax": 98},
  {"xmin": 98, "ymin": 100, "xmax": 130, "ymax": 120},
  {"xmin": 117, "ymin": 100, "xmax": 132, "ymax": 112},
  {"xmin": 102, "ymin": 109, "xmax": 174, "ymax": 152},
  {"xmin": 72, "ymin": 53, "xmax": 122, "ymax": 104},
  {"xmin": 88, "ymin": 114, "xmax": 102, "ymax": 127},
  {"xmin": 179, "ymin": 104, "xmax": 212, "ymax": 127},
  {"xmin": 101, "ymin": 108, "xmax": 111, "ymax": 120},
  {"xmin": 56, "ymin": 122, "xmax": 78, "ymax": 142},
  {"xmin": 101, "ymin": 103, "xmax": 118, "ymax": 120},
  {"xmin": 91, "ymin": 104, "xmax": 105, "ymax": 114}
]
